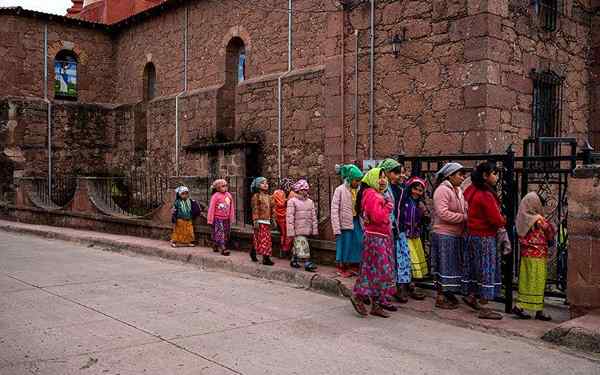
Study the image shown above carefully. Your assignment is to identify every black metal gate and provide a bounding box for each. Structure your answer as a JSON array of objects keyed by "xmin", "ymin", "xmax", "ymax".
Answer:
[{"xmin": 398, "ymin": 137, "xmax": 586, "ymax": 313}]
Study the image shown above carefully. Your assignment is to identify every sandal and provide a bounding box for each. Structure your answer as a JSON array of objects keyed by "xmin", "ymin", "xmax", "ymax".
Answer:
[
  {"xmin": 462, "ymin": 296, "xmax": 481, "ymax": 311},
  {"xmin": 445, "ymin": 293, "xmax": 460, "ymax": 306},
  {"xmin": 393, "ymin": 290, "xmax": 409, "ymax": 304},
  {"xmin": 435, "ymin": 297, "xmax": 459, "ymax": 310},
  {"xmin": 221, "ymin": 249, "xmax": 231, "ymax": 256},
  {"xmin": 512, "ymin": 307, "xmax": 531, "ymax": 320},
  {"xmin": 380, "ymin": 301, "xmax": 398, "ymax": 312},
  {"xmin": 170, "ymin": 242, "xmax": 177, "ymax": 248},
  {"xmin": 535, "ymin": 311, "xmax": 552, "ymax": 321},
  {"xmin": 370, "ymin": 304, "xmax": 391, "ymax": 318},
  {"xmin": 350, "ymin": 295, "xmax": 368, "ymax": 316},
  {"xmin": 409, "ymin": 290, "xmax": 426, "ymax": 301},
  {"xmin": 478, "ymin": 308, "xmax": 503, "ymax": 320}
]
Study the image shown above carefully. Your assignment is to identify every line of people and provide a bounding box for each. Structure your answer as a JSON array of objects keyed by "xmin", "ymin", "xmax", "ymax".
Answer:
[{"xmin": 169, "ymin": 159, "xmax": 556, "ymax": 322}]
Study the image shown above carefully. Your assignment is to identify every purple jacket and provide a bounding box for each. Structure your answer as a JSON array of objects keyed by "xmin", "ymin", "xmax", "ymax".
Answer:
[{"xmin": 399, "ymin": 197, "xmax": 424, "ymax": 239}]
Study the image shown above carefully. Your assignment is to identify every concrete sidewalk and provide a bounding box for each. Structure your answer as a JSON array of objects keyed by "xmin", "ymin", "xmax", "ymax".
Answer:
[{"xmin": 0, "ymin": 219, "xmax": 569, "ymax": 342}]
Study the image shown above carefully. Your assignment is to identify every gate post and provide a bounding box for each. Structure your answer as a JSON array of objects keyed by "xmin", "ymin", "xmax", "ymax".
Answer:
[{"xmin": 502, "ymin": 145, "xmax": 516, "ymax": 313}]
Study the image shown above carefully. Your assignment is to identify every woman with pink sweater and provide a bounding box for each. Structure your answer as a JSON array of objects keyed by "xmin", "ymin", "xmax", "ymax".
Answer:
[
  {"xmin": 286, "ymin": 179, "xmax": 319, "ymax": 272},
  {"xmin": 207, "ymin": 179, "xmax": 236, "ymax": 256},
  {"xmin": 431, "ymin": 163, "xmax": 467, "ymax": 309}
]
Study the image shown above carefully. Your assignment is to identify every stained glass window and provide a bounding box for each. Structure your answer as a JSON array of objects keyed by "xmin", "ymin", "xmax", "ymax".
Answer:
[{"xmin": 54, "ymin": 51, "xmax": 77, "ymax": 99}]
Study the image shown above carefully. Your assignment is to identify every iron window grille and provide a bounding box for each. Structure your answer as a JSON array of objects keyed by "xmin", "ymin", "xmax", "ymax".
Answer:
[
  {"xmin": 535, "ymin": 0, "xmax": 559, "ymax": 31},
  {"xmin": 531, "ymin": 69, "xmax": 564, "ymax": 156}
]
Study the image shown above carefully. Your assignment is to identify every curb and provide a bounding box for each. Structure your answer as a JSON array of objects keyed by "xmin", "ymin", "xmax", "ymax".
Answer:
[
  {"xmin": 0, "ymin": 223, "xmax": 350, "ymax": 299},
  {"xmin": 542, "ymin": 314, "xmax": 600, "ymax": 354}
]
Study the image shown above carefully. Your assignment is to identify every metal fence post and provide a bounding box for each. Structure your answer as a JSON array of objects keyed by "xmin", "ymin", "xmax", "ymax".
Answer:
[{"xmin": 502, "ymin": 144, "xmax": 516, "ymax": 313}]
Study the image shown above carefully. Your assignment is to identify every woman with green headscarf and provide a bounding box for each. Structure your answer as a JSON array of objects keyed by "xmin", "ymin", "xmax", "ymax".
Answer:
[
  {"xmin": 350, "ymin": 168, "xmax": 396, "ymax": 318},
  {"xmin": 331, "ymin": 164, "xmax": 364, "ymax": 277}
]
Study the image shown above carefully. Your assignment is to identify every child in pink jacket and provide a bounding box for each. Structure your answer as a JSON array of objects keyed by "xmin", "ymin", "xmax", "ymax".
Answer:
[
  {"xmin": 207, "ymin": 179, "xmax": 235, "ymax": 256},
  {"xmin": 286, "ymin": 179, "xmax": 318, "ymax": 272}
]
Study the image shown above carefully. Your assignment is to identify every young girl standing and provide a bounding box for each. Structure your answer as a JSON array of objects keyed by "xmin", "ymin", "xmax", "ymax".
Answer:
[
  {"xmin": 251, "ymin": 177, "xmax": 274, "ymax": 266},
  {"xmin": 463, "ymin": 161, "xmax": 506, "ymax": 320},
  {"xmin": 286, "ymin": 179, "xmax": 319, "ymax": 272},
  {"xmin": 513, "ymin": 192, "xmax": 555, "ymax": 321},
  {"xmin": 207, "ymin": 179, "xmax": 235, "ymax": 256},
  {"xmin": 171, "ymin": 186, "xmax": 199, "ymax": 248},
  {"xmin": 331, "ymin": 164, "xmax": 364, "ymax": 277},
  {"xmin": 398, "ymin": 177, "xmax": 430, "ymax": 285},
  {"xmin": 350, "ymin": 168, "xmax": 395, "ymax": 318},
  {"xmin": 271, "ymin": 178, "xmax": 295, "ymax": 256}
]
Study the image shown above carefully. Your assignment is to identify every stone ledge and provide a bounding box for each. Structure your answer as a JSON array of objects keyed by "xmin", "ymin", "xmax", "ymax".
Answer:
[{"xmin": 542, "ymin": 311, "xmax": 600, "ymax": 353}]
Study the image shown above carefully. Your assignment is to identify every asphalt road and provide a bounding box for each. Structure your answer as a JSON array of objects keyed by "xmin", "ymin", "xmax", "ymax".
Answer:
[{"xmin": 0, "ymin": 232, "xmax": 598, "ymax": 375}]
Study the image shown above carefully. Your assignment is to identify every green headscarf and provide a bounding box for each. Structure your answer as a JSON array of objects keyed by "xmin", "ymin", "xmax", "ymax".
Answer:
[
  {"xmin": 362, "ymin": 167, "xmax": 386, "ymax": 191},
  {"xmin": 378, "ymin": 158, "xmax": 401, "ymax": 172},
  {"xmin": 340, "ymin": 164, "xmax": 363, "ymax": 183}
]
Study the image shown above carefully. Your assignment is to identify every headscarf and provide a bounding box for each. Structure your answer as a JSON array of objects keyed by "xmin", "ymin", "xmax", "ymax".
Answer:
[
  {"xmin": 516, "ymin": 192, "xmax": 544, "ymax": 237},
  {"xmin": 292, "ymin": 179, "xmax": 309, "ymax": 192},
  {"xmin": 250, "ymin": 177, "xmax": 266, "ymax": 193},
  {"xmin": 435, "ymin": 162, "xmax": 464, "ymax": 180},
  {"xmin": 406, "ymin": 176, "xmax": 427, "ymax": 190},
  {"xmin": 211, "ymin": 179, "xmax": 227, "ymax": 191},
  {"xmin": 361, "ymin": 167, "xmax": 386, "ymax": 191},
  {"xmin": 279, "ymin": 177, "xmax": 294, "ymax": 192},
  {"xmin": 378, "ymin": 158, "xmax": 401, "ymax": 172},
  {"xmin": 175, "ymin": 185, "xmax": 189, "ymax": 199},
  {"xmin": 337, "ymin": 164, "xmax": 363, "ymax": 183}
]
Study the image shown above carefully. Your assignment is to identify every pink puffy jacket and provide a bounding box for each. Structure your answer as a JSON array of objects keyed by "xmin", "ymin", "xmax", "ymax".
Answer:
[{"xmin": 286, "ymin": 196, "xmax": 318, "ymax": 237}]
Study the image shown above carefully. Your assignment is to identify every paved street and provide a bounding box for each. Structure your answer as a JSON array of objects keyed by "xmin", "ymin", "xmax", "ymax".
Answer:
[{"xmin": 0, "ymin": 232, "xmax": 598, "ymax": 375}]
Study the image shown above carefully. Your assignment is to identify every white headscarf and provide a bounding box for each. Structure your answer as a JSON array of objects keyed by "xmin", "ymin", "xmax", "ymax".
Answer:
[
  {"xmin": 435, "ymin": 162, "xmax": 464, "ymax": 180},
  {"xmin": 175, "ymin": 186, "xmax": 189, "ymax": 194}
]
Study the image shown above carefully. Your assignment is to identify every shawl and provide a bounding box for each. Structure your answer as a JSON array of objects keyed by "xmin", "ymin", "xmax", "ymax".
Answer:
[{"xmin": 516, "ymin": 192, "xmax": 544, "ymax": 237}]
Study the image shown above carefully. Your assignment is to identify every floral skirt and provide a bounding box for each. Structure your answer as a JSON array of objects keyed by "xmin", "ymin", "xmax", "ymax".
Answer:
[
  {"xmin": 212, "ymin": 218, "xmax": 230, "ymax": 247},
  {"xmin": 276, "ymin": 216, "xmax": 292, "ymax": 252},
  {"xmin": 292, "ymin": 236, "xmax": 311, "ymax": 259},
  {"xmin": 430, "ymin": 233, "xmax": 463, "ymax": 293},
  {"xmin": 395, "ymin": 232, "xmax": 412, "ymax": 284},
  {"xmin": 353, "ymin": 232, "xmax": 396, "ymax": 303},
  {"xmin": 253, "ymin": 223, "xmax": 272, "ymax": 256},
  {"xmin": 462, "ymin": 235, "xmax": 501, "ymax": 300},
  {"xmin": 171, "ymin": 219, "xmax": 195, "ymax": 244},
  {"xmin": 408, "ymin": 237, "xmax": 428, "ymax": 279},
  {"xmin": 516, "ymin": 256, "xmax": 547, "ymax": 312},
  {"xmin": 335, "ymin": 217, "xmax": 363, "ymax": 264}
]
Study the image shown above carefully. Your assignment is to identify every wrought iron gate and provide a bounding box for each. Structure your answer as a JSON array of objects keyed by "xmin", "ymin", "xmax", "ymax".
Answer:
[{"xmin": 398, "ymin": 137, "xmax": 583, "ymax": 313}]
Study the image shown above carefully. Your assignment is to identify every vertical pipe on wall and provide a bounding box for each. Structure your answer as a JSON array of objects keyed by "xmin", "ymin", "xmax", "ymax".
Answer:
[
  {"xmin": 369, "ymin": 0, "xmax": 375, "ymax": 160},
  {"xmin": 44, "ymin": 23, "xmax": 52, "ymax": 199},
  {"xmin": 175, "ymin": 6, "xmax": 188, "ymax": 176},
  {"xmin": 354, "ymin": 29, "xmax": 359, "ymax": 161},
  {"xmin": 277, "ymin": 0, "xmax": 293, "ymax": 180}
]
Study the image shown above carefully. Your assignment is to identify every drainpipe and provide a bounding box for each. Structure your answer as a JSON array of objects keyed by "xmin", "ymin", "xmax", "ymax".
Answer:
[
  {"xmin": 277, "ymin": 0, "xmax": 293, "ymax": 179},
  {"xmin": 354, "ymin": 29, "xmax": 359, "ymax": 160},
  {"xmin": 43, "ymin": 23, "xmax": 52, "ymax": 198},
  {"xmin": 175, "ymin": 6, "xmax": 188, "ymax": 176},
  {"xmin": 369, "ymin": 0, "xmax": 375, "ymax": 160}
]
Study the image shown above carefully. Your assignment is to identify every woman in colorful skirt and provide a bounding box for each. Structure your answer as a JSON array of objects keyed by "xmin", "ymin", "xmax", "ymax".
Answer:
[
  {"xmin": 431, "ymin": 163, "xmax": 467, "ymax": 309},
  {"xmin": 286, "ymin": 179, "xmax": 319, "ymax": 272},
  {"xmin": 251, "ymin": 177, "xmax": 274, "ymax": 266},
  {"xmin": 170, "ymin": 186, "xmax": 199, "ymax": 248},
  {"xmin": 398, "ymin": 176, "xmax": 430, "ymax": 282},
  {"xmin": 513, "ymin": 192, "xmax": 555, "ymax": 321},
  {"xmin": 271, "ymin": 178, "xmax": 295, "ymax": 256},
  {"xmin": 349, "ymin": 168, "xmax": 395, "ymax": 318},
  {"xmin": 331, "ymin": 164, "xmax": 364, "ymax": 277},
  {"xmin": 463, "ymin": 161, "xmax": 506, "ymax": 320},
  {"xmin": 207, "ymin": 179, "xmax": 235, "ymax": 256}
]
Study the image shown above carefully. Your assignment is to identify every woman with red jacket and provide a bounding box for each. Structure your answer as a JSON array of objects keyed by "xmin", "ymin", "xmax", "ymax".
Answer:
[{"xmin": 462, "ymin": 161, "xmax": 506, "ymax": 320}]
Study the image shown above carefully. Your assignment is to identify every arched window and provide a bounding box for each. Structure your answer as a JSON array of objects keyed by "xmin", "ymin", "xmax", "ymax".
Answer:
[
  {"xmin": 225, "ymin": 37, "xmax": 246, "ymax": 85},
  {"xmin": 143, "ymin": 63, "xmax": 156, "ymax": 101},
  {"xmin": 54, "ymin": 50, "xmax": 78, "ymax": 100}
]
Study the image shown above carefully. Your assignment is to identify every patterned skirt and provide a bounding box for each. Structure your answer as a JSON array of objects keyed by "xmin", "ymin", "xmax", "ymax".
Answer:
[
  {"xmin": 430, "ymin": 233, "xmax": 463, "ymax": 293},
  {"xmin": 516, "ymin": 257, "xmax": 547, "ymax": 312},
  {"xmin": 292, "ymin": 236, "xmax": 311, "ymax": 259},
  {"xmin": 395, "ymin": 232, "xmax": 412, "ymax": 284},
  {"xmin": 212, "ymin": 218, "xmax": 231, "ymax": 247},
  {"xmin": 335, "ymin": 217, "xmax": 364, "ymax": 264},
  {"xmin": 276, "ymin": 216, "xmax": 292, "ymax": 252},
  {"xmin": 253, "ymin": 223, "xmax": 272, "ymax": 256},
  {"xmin": 171, "ymin": 219, "xmax": 195, "ymax": 244},
  {"xmin": 408, "ymin": 237, "xmax": 429, "ymax": 279},
  {"xmin": 353, "ymin": 232, "xmax": 396, "ymax": 303},
  {"xmin": 461, "ymin": 235, "xmax": 502, "ymax": 300}
]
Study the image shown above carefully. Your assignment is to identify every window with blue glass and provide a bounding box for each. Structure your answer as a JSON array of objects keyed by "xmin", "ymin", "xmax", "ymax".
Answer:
[
  {"xmin": 54, "ymin": 50, "xmax": 78, "ymax": 100},
  {"xmin": 238, "ymin": 50, "xmax": 246, "ymax": 82}
]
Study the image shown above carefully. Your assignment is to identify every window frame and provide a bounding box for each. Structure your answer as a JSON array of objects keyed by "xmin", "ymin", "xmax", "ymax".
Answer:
[{"xmin": 530, "ymin": 69, "xmax": 565, "ymax": 155}]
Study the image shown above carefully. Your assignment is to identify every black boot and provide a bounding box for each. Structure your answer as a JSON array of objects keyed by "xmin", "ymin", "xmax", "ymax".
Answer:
[
  {"xmin": 262, "ymin": 255, "xmax": 274, "ymax": 266},
  {"xmin": 250, "ymin": 248, "xmax": 258, "ymax": 262}
]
